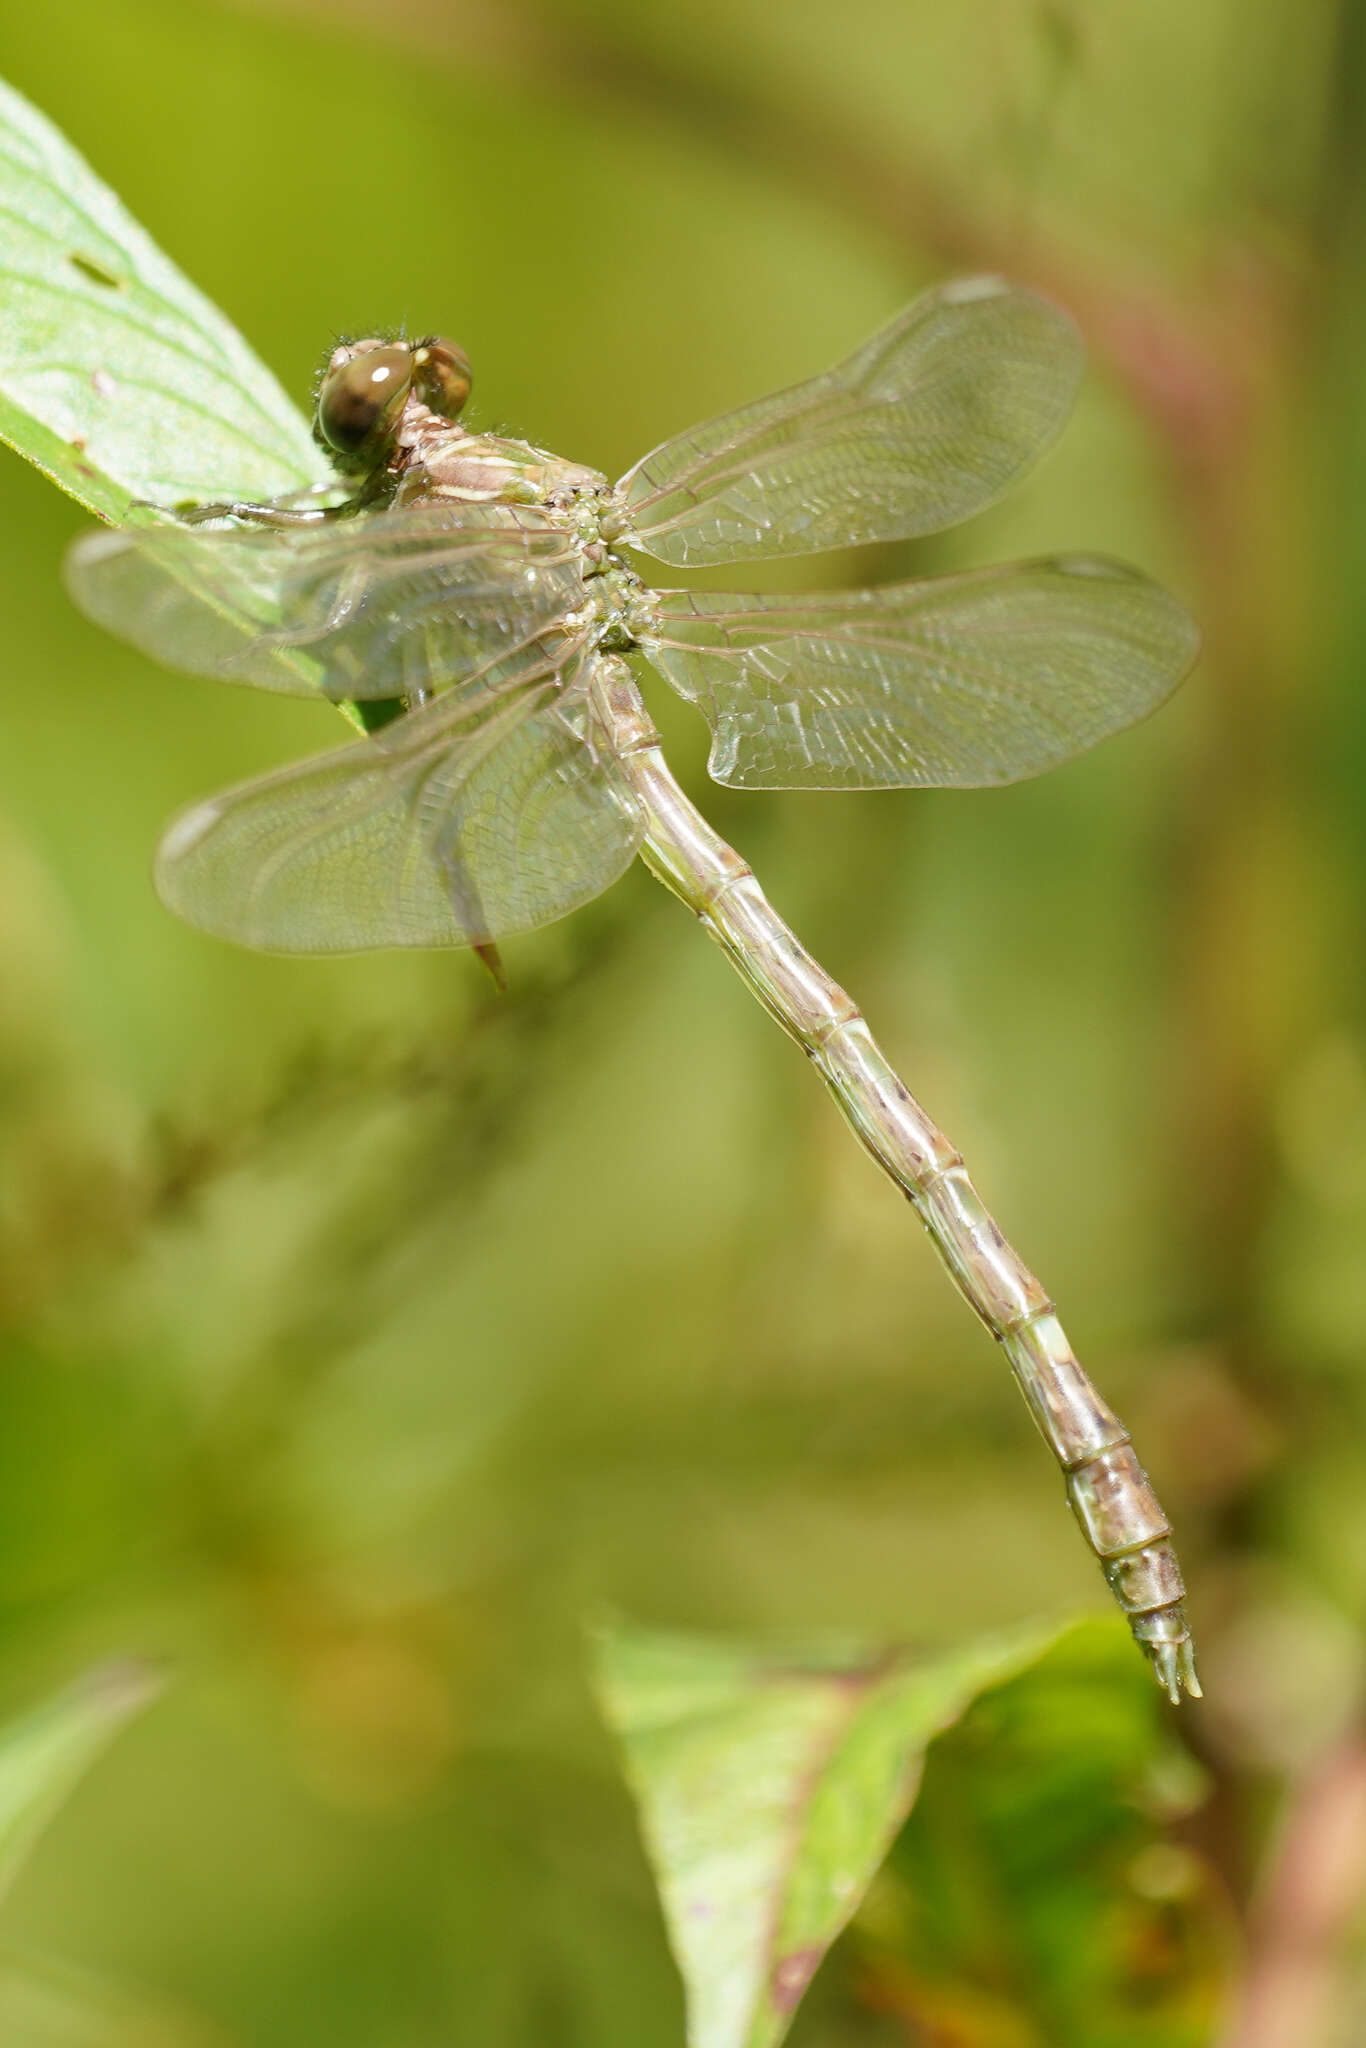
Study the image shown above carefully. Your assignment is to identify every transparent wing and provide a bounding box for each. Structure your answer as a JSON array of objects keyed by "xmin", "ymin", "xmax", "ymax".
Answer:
[
  {"xmin": 65, "ymin": 501, "xmax": 586, "ymax": 700},
  {"xmin": 639, "ymin": 557, "xmax": 1199, "ymax": 790},
  {"xmin": 616, "ymin": 278, "xmax": 1084, "ymax": 568},
  {"xmin": 154, "ymin": 645, "xmax": 645, "ymax": 951}
]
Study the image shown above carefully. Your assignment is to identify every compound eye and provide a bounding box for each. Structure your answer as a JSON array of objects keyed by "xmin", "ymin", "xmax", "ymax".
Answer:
[
  {"xmin": 315, "ymin": 345, "xmax": 413, "ymax": 458},
  {"xmin": 412, "ymin": 337, "xmax": 472, "ymax": 419}
]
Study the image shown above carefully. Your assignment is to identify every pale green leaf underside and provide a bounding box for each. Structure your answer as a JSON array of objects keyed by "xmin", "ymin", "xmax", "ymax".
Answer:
[
  {"xmin": 591, "ymin": 1617, "xmax": 1069, "ymax": 2048},
  {"xmin": 0, "ymin": 76, "xmax": 318, "ymax": 522},
  {"xmin": 0, "ymin": 1663, "xmax": 158, "ymax": 1906}
]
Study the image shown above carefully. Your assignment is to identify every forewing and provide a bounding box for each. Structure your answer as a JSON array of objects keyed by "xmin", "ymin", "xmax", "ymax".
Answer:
[
  {"xmin": 154, "ymin": 648, "xmax": 645, "ymax": 951},
  {"xmin": 617, "ymin": 278, "xmax": 1084, "ymax": 568},
  {"xmin": 640, "ymin": 557, "xmax": 1198, "ymax": 790},
  {"xmin": 65, "ymin": 501, "xmax": 585, "ymax": 699}
]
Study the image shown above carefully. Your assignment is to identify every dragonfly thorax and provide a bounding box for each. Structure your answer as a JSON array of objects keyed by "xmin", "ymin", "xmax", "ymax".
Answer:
[
  {"xmin": 395, "ymin": 422, "xmax": 606, "ymax": 517},
  {"xmin": 390, "ymin": 418, "xmax": 645, "ymax": 662}
]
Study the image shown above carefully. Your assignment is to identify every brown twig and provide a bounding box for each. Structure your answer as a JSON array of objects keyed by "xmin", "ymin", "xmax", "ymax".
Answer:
[{"xmin": 1218, "ymin": 1729, "xmax": 1366, "ymax": 2048}]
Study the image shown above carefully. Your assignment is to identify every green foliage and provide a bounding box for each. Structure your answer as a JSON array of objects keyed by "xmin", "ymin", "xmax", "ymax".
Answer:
[
  {"xmin": 0, "ymin": 76, "xmax": 317, "ymax": 521},
  {"xmin": 593, "ymin": 1619, "xmax": 1067, "ymax": 2048},
  {"xmin": 595, "ymin": 1620, "xmax": 1231, "ymax": 2048},
  {"xmin": 845, "ymin": 1624, "xmax": 1228, "ymax": 2048},
  {"xmin": 0, "ymin": 1672, "xmax": 187, "ymax": 2048},
  {"xmin": 0, "ymin": 1667, "xmax": 155, "ymax": 1904}
]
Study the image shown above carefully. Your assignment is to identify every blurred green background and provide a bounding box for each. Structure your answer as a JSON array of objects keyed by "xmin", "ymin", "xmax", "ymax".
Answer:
[{"xmin": 0, "ymin": 0, "xmax": 1362, "ymax": 2041}]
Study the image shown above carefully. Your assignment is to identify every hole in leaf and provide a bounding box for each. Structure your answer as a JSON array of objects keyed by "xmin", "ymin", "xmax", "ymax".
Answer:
[{"xmin": 68, "ymin": 253, "xmax": 122, "ymax": 289}]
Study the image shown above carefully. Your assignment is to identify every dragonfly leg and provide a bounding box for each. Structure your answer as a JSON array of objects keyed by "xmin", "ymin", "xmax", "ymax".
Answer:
[
  {"xmin": 175, "ymin": 497, "xmax": 342, "ymax": 528},
  {"xmin": 163, "ymin": 477, "xmax": 366, "ymax": 528}
]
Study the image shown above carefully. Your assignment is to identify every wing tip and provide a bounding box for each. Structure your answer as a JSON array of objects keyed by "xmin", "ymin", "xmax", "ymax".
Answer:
[{"xmin": 1046, "ymin": 553, "xmax": 1202, "ymax": 678}]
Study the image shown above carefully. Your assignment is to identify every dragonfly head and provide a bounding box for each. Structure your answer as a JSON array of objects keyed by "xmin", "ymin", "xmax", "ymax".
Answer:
[
  {"xmin": 410, "ymin": 337, "xmax": 473, "ymax": 419},
  {"xmin": 314, "ymin": 335, "xmax": 473, "ymax": 476}
]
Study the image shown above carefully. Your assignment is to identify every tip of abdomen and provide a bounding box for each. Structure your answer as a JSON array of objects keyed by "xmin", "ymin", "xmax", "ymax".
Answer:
[{"xmin": 1125, "ymin": 1600, "xmax": 1200, "ymax": 1704}]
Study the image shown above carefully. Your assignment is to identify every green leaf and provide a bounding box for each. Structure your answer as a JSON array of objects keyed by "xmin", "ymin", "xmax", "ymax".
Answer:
[
  {"xmin": 853, "ymin": 1620, "xmax": 1230, "ymax": 2048},
  {"xmin": 0, "ymin": 75, "xmax": 318, "ymax": 522},
  {"xmin": 0, "ymin": 1662, "xmax": 158, "ymax": 1904},
  {"xmin": 590, "ymin": 1616, "xmax": 1067, "ymax": 2048}
]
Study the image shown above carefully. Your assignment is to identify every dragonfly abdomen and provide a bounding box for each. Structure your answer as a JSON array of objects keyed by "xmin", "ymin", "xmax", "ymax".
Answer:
[
  {"xmin": 596, "ymin": 655, "xmax": 1199, "ymax": 1704},
  {"xmin": 830, "ymin": 1057, "xmax": 1196, "ymax": 1701}
]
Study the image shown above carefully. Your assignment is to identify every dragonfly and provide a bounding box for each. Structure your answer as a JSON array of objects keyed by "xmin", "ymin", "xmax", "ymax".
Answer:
[{"xmin": 66, "ymin": 275, "xmax": 1201, "ymax": 1701}]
